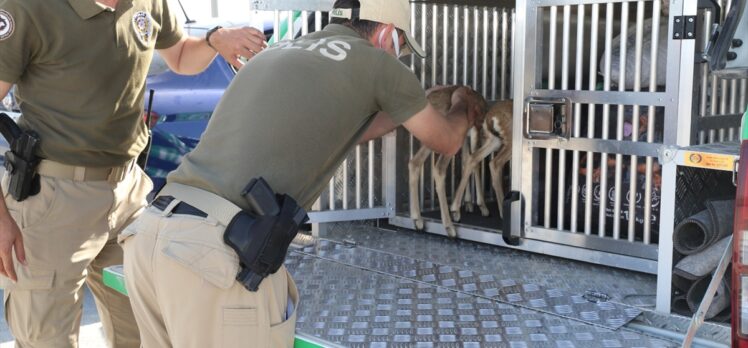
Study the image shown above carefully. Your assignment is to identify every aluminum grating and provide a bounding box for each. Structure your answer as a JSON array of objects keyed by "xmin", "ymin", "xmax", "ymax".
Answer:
[
  {"xmin": 294, "ymin": 238, "xmax": 642, "ymax": 331},
  {"xmin": 286, "ymin": 252, "xmax": 676, "ymax": 347}
]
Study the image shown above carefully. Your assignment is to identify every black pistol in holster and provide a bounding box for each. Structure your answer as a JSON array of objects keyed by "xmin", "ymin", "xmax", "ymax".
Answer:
[
  {"xmin": 223, "ymin": 177, "xmax": 308, "ymax": 292},
  {"xmin": 0, "ymin": 113, "xmax": 40, "ymax": 201}
]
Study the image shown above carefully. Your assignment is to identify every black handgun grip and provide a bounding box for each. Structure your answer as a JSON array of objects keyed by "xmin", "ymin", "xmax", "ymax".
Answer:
[
  {"xmin": 0, "ymin": 113, "xmax": 21, "ymax": 145},
  {"xmin": 242, "ymin": 177, "xmax": 280, "ymax": 216}
]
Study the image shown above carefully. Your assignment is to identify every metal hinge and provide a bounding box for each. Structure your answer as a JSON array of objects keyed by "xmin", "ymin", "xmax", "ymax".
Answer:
[{"xmin": 673, "ymin": 16, "xmax": 698, "ymax": 40}]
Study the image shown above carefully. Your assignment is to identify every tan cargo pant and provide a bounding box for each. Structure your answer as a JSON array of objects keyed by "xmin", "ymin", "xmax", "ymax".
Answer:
[
  {"xmin": 121, "ymin": 205, "xmax": 298, "ymax": 348},
  {"xmin": 0, "ymin": 160, "xmax": 152, "ymax": 348}
]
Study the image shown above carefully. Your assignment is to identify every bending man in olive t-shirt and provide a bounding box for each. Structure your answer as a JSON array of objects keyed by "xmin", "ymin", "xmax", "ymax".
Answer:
[{"xmin": 121, "ymin": 0, "xmax": 484, "ymax": 347}]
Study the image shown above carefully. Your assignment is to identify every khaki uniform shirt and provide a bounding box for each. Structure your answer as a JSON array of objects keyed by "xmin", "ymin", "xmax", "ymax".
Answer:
[
  {"xmin": 0, "ymin": 0, "xmax": 184, "ymax": 167},
  {"xmin": 168, "ymin": 24, "xmax": 427, "ymax": 210}
]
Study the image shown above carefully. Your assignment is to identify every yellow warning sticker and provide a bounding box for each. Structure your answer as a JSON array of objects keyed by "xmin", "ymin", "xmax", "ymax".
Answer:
[{"xmin": 683, "ymin": 152, "xmax": 735, "ymax": 171}]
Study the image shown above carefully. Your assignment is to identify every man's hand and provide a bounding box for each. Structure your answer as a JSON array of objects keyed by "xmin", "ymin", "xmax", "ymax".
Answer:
[
  {"xmin": 451, "ymin": 86, "xmax": 486, "ymax": 127},
  {"xmin": 0, "ymin": 214, "xmax": 25, "ymax": 282},
  {"xmin": 208, "ymin": 27, "xmax": 268, "ymax": 69}
]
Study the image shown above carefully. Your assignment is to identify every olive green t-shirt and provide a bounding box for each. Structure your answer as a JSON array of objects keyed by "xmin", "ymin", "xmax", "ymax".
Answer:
[
  {"xmin": 0, "ymin": 0, "xmax": 184, "ymax": 167},
  {"xmin": 168, "ymin": 24, "xmax": 427, "ymax": 210}
]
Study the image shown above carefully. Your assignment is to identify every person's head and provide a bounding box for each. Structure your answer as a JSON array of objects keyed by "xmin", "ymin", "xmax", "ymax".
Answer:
[{"xmin": 329, "ymin": 0, "xmax": 425, "ymax": 59}]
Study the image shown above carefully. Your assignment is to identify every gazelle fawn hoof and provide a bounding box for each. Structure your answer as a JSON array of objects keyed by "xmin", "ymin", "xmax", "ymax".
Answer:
[
  {"xmin": 451, "ymin": 210, "xmax": 462, "ymax": 222},
  {"xmin": 414, "ymin": 219, "xmax": 425, "ymax": 231},
  {"xmin": 445, "ymin": 226, "xmax": 457, "ymax": 239}
]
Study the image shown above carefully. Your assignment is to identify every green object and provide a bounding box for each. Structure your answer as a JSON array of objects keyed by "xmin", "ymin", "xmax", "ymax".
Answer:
[
  {"xmin": 742, "ymin": 107, "xmax": 748, "ymax": 141},
  {"xmin": 103, "ymin": 266, "xmax": 327, "ymax": 348},
  {"xmin": 268, "ymin": 11, "xmax": 303, "ymax": 45},
  {"xmin": 293, "ymin": 338, "xmax": 326, "ymax": 348},
  {"xmin": 103, "ymin": 265, "xmax": 128, "ymax": 296}
]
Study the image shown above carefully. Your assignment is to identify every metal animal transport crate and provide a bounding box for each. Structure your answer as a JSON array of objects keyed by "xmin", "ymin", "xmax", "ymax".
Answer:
[
  {"xmin": 254, "ymin": 0, "xmax": 744, "ymax": 317},
  {"xmin": 95, "ymin": 1, "xmax": 744, "ymax": 347}
]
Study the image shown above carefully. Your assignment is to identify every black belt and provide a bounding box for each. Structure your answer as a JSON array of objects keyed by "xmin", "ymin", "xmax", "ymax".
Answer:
[{"xmin": 151, "ymin": 195, "xmax": 208, "ymax": 218}]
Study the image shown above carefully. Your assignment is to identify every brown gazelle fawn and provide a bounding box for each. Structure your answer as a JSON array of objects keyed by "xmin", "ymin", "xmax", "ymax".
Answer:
[{"xmin": 409, "ymin": 86, "xmax": 513, "ymax": 238}]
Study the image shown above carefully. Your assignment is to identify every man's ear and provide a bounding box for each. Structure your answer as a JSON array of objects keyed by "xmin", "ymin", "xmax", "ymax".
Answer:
[{"xmin": 373, "ymin": 23, "xmax": 397, "ymax": 50}]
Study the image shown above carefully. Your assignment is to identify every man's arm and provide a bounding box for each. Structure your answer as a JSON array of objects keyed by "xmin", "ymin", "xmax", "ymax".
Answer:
[
  {"xmin": 362, "ymin": 87, "xmax": 479, "ymax": 156},
  {"xmin": 0, "ymin": 80, "xmax": 26, "ymax": 282},
  {"xmin": 358, "ymin": 112, "xmax": 397, "ymax": 144},
  {"xmin": 403, "ymin": 100, "xmax": 472, "ymax": 156},
  {"xmin": 359, "ymin": 102, "xmax": 470, "ymax": 156},
  {"xmin": 158, "ymin": 27, "xmax": 267, "ymax": 74}
]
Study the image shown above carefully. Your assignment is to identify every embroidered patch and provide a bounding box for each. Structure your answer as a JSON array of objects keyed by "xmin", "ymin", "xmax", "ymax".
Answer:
[
  {"xmin": 132, "ymin": 11, "xmax": 153, "ymax": 45},
  {"xmin": 0, "ymin": 10, "xmax": 15, "ymax": 41}
]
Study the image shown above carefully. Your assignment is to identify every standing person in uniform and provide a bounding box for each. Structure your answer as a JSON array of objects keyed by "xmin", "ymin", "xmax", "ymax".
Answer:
[
  {"xmin": 0, "ymin": 0, "xmax": 268, "ymax": 346},
  {"xmin": 121, "ymin": 0, "xmax": 485, "ymax": 347}
]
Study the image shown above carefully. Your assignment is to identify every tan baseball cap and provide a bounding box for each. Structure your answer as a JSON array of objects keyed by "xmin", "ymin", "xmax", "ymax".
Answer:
[{"xmin": 330, "ymin": 0, "xmax": 426, "ymax": 58}]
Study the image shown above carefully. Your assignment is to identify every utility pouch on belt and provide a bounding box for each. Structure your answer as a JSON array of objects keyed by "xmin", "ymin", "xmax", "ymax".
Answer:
[
  {"xmin": 0, "ymin": 113, "xmax": 40, "ymax": 201},
  {"xmin": 223, "ymin": 178, "xmax": 308, "ymax": 292}
]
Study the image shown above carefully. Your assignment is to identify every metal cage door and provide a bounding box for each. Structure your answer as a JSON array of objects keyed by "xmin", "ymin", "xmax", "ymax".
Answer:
[{"xmin": 508, "ymin": 0, "xmax": 690, "ymax": 272}]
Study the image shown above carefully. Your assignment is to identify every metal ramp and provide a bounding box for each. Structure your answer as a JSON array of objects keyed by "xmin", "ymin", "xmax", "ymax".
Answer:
[
  {"xmin": 286, "ymin": 223, "xmax": 732, "ymax": 347},
  {"xmin": 289, "ymin": 253, "xmax": 664, "ymax": 347}
]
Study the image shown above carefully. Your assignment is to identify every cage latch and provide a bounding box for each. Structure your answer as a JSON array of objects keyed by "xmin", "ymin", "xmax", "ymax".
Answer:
[{"xmin": 524, "ymin": 97, "xmax": 572, "ymax": 140}]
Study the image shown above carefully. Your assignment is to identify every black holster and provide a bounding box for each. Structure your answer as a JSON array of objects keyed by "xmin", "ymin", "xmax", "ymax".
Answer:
[
  {"xmin": 0, "ymin": 113, "xmax": 40, "ymax": 201},
  {"xmin": 223, "ymin": 178, "xmax": 307, "ymax": 292}
]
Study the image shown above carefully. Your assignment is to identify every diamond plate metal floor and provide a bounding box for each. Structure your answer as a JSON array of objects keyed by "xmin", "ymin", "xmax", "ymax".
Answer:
[
  {"xmin": 287, "ymin": 252, "xmax": 677, "ymax": 348},
  {"xmin": 316, "ymin": 222, "xmax": 658, "ymax": 308},
  {"xmin": 285, "ymin": 222, "xmax": 732, "ymax": 347},
  {"xmin": 297, "ymin": 239, "xmax": 642, "ymax": 330}
]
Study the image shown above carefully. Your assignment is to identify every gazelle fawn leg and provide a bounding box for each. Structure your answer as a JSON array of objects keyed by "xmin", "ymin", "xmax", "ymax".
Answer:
[
  {"xmin": 461, "ymin": 137, "xmax": 475, "ymax": 213},
  {"xmin": 489, "ymin": 144, "xmax": 512, "ymax": 219},
  {"xmin": 450, "ymin": 135, "xmax": 502, "ymax": 221},
  {"xmin": 433, "ymin": 154, "xmax": 457, "ymax": 238},
  {"xmin": 408, "ymin": 147, "xmax": 432, "ymax": 231}
]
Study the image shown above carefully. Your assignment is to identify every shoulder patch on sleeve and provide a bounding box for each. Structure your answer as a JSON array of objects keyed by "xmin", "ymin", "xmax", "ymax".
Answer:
[{"xmin": 0, "ymin": 10, "xmax": 15, "ymax": 41}]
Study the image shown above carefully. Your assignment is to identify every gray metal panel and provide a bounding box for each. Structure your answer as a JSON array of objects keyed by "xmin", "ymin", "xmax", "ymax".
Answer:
[
  {"xmin": 286, "ymin": 249, "xmax": 676, "ymax": 347},
  {"xmin": 308, "ymin": 208, "xmax": 392, "ymax": 224},
  {"xmin": 530, "ymin": 0, "xmax": 657, "ymax": 5},
  {"xmin": 297, "ymin": 239, "xmax": 643, "ymax": 330},
  {"xmin": 527, "ymin": 138, "xmax": 662, "ymax": 157},
  {"xmin": 390, "ymin": 215, "xmax": 659, "ymax": 274},
  {"xmin": 307, "ymin": 222, "xmax": 731, "ymax": 345},
  {"xmin": 525, "ymin": 227, "xmax": 659, "ymax": 260},
  {"xmin": 528, "ymin": 90, "xmax": 670, "ymax": 106},
  {"xmin": 325, "ymin": 221, "xmax": 658, "ymax": 302}
]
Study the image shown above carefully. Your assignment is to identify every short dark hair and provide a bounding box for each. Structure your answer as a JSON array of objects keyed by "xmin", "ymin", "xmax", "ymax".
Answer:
[
  {"xmin": 330, "ymin": 0, "xmax": 381, "ymax": 38},
  {"xmin": 329, "ymin": 18, "xmax": 381, "ymax": 38}
]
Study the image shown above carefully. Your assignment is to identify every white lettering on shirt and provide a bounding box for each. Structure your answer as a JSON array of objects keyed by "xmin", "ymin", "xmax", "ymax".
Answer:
[
  {"xmin": 305, "ymin": 38, "xmax": 327, "ymax": 51},
  {"xmin": 270, "ymin": 39, "xmax": 352, "ymax": 61},
  {"xmin": 320, "ymin": 40, "xmax": 351, "ymax": 61}
]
